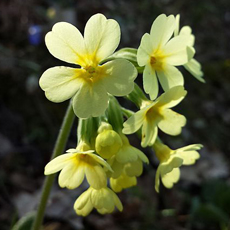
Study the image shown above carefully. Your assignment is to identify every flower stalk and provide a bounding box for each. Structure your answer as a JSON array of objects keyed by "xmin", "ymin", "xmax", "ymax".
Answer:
[{"xmin": 31, "ymin": 102, "xmax": 75, "ymax": 230}]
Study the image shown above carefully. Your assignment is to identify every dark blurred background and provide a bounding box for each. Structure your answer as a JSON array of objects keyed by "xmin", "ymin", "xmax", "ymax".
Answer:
[{"xmin": 0, "ymin": 0, "xmax": 230, "ymax": 230}]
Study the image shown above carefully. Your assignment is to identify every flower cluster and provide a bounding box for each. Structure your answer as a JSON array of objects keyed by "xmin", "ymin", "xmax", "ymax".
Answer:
[{"xmin": 41, "ymin": 13, "xmax": 204, "ymax": 216}]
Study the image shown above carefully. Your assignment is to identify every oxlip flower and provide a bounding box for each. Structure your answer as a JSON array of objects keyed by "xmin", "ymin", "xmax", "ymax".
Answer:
[
  {"xmin": 44, "ymin": 144, "xmax": 112, "ymax": 189},
  {"xmin": 137, "ymin": 14, "xmax": 190, "ymax": 100},
  {"xmin": 115, "ymin": 133, "xmax": 149, "ymax": 165},
  {"xmin": 110, "ymin": 172, "xmax": 137, "ymax": 193},
  {"xmin": 40, "ymin": 13, "xmax": 137, "ymax": 118},
  {"xmin": 106, "ymin": 133, "xmax": 149, "ymax": 179},
  {"xmin": 74, "ymin": 186, "xmax": 123, "ymax": 216},
  {"xmin": 174, "ymin": 15, "xmax": 205, "ymax": 83},
  {"xmin": 123, "ymin": 86, "xmax": 187, "ymax": 147},
  {"xmin": 153, "ymin": 139, "xmax": 202, "ymax": 192}
]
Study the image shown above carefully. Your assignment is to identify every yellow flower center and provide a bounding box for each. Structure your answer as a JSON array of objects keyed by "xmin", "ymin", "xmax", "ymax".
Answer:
[
  {"xmin": 72, "ymin": 153, "xmax": 97, "ymax": 167},
  {"xmin": 81, "ymin": 64, "xmax": 105, "ymax": 83},
  {"xmin": 150, "ymin": 50, "xmax": 166, "ymax": 71},
  {"xmin": 146, "ymin": 106, "xmax": 163, "ymax": 123},
  {"xmin": 85, "ymin": 66, "xmax": 96, "ymax": 74}
]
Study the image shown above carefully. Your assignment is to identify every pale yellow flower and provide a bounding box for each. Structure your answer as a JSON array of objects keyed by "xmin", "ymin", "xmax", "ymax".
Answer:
[
  {"xmin": 103, "ymin": 132, "xmax": 148, "ymax": 182},
  {"xmin": 137, "ymin": 14, "xmax": 190, "ymax": 100},
  {"xmin": 110, "ymin": 172, "xmax": 137, "ymax": 193},
  {"xmin": 44, "ymin": 147, "xmax": 112, "ymax": 189},
  {"xmin": 74, "ymin": 186, "xmax": 123, "ymax": 216},
  {"xmin": 115, "ymin": 133, "xmax": 149, "ymax": 165},
  {"xmin": 174, "ymin": 15, "xmax": 205, "ymax": 83},
  {"xmin": 123, "ymin": 86, "xmax": 187, "ymax": 147},
  {"xmin": 39, "ymin": 14, "xmax": 137, "ymax": 118},
  {"xmin": 153, "ymin": 140, "xmax": 202, "ymax": 192},
  {"xmin": 95, "ymin": 122, "xmax": 122, "ymax": 159}
]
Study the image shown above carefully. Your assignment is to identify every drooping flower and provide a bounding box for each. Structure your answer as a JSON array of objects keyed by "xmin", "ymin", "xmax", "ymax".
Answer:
[
  {"xmin": 74, "ymin": 186, "xmax": 123, "ymax": 216},
  {"xmin": 110, "ymin": 172, "xmax": 137, "ymax": 193},
  {"xmin": 123, "ymin": 86, "xmax": 187, "ymax": 147},
  {"xmin": 115, "ymin": 133, "xmax": 149, "ymax": 165},
  {"xmin": 40, "ymin": 14, "xmax": 137, "ymax": 118},
  {"xmin": 106, "ymin": 133, "xmax": 149, "ymax": 180},
  {"xmin": 153, "ymin": 139, "xmax": 202, "ymax": 192},
  {"xmin": 174, "ymin": 15, "xmax": 205, "ymax": 83},
  {"xmin": 137, "ymin": 14, "xmax": 190, "ymax": 100},
  {"xmin": 44, "ymin": 144, "xmax": 112, "ymax": 189}
]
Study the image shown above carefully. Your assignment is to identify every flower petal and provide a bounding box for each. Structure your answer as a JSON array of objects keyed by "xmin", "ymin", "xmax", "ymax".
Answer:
[
  {"xmin": 150, "ymin": 14, "xmax": 175, "ymax": 48},
  {"xmin": 155, "ymin": 86, "xmax": 187, "ymax": 109},
  {"xmin": 87, "ymin": 153, "xmax": 113, "ymax": 172},
  {"xmin": 177, "ymin": 150, "xmax": 200, "ymax": 165},
  {"xmin": 84, "ymin": 14, "xmax": 120, "ymax": 62},
  {"xmin": 163, "ymin": 35, "xmax": 190, "ymax": 65},
  {"xmin": 137, "ymin": 33, "xmax": 153, "ymax": 66},
  {"xmin": 85, "ymin": 165, "xmax": 107, "ymax": 189},
  {"xmin": 174, "ymin": 14, "xmax": 180, "ymax": 37},
  {"xmin": 141, "ymin": 120, "xmax": 158, "ymax": 147},
  {"xmin": 177, "ymin": 144, "xmax": 203, "ymax": 152},
  {"xmin": 58, "ymin": 163, "xmax": 80, "ymax": 189},
  {"xmin": 39, "ymin": 67, "xmax": 84, "ymax": 103},
  {"xmin": 44, "ymin": 153, "xmax": 73, "ymax": 175},
  {"xmin": 110, "ymin": 174, "xmax": 137, "ymax": 193},
  {"xmin": 45, "ymin": 22, "xmax": 86, "ymax": 65},
  {"xmin": 72, "ymin": 81, "xmax": 109, "ymax": 118},
  {"xmin": 122, "ymin": 109, "xmax": 146, "ymax": 134},
  {"xmin": 180, "ymin": 26, "xmax": 195, "ymax": 46},
  {"xmin": 155, "ymin": 166, "xmax": 161, "ymax": 193},
  {"xmin": 74, "ymin": 188, "xmax": 92, "ymax": 209},
  {"xmin": 112, "ymin": 191, "xmax": 123, "ymax": 211},
  {"xmin": 107, "ymin": 156, "xmax": 124, "ymax": 179},
  {"xmin": 70, "ymin": 166, "xmax": 85, "ymax": 188},
  {"xmin": 74, "ymin": 188, "xmax": 93, "ymax": 216},
  {"xmin": 161, "ymin": 156, "xmax": 183, "ymax": 175},
  {"xmin": 91, "ymin": 188, "xmax": 113, "ymax": 210},
  {"xmin": 116, "ymin": 145, "xmax": 139, "ymax": 164},
  {"xmin": 101, "ymin": 59, "xmax": 137, "ymax": 96},
  {"xmin": 158, "ymin": 109, "xmax": 186, "ymax": 135},
  {"xmin": 184, "ymin": 59, "xmax": 205, "ymax": 83},
  {"xmin": 161, "ymin": 168, "xmax": 180, "ymax": 188},
  {"xmin": 143, "ymin": 64, "xmax": 159, "ymax": 100},
  {"xmin": 75, "ymin": 200, "xmax": 93, "ymax": 217},
  {"xmin": 157, "ymin": 64, "xmax": 184, "ymax": 91},
  {"xmin": 124, "ymin": 159, "xmax": 143, "ymax": 177}
]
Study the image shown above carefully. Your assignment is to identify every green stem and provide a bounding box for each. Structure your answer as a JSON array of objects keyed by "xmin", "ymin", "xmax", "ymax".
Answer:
[{"xmin": 31, "ymin": 102, "xmax": 75, "ymax": 230}]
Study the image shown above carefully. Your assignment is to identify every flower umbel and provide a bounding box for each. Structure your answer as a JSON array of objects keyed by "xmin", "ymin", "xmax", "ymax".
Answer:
[
  {"xmin": 153, "ymin": 139, "xmax": 202, "ymax": 192},
  {"xmin": 123, "ymin": 86, "xmax": 187, "ymax": 147},
  {"xmin": 34, "ymin": 13, "xmax": 205, "ymax": 224},
  {"xmin": 40, "ymin": 14, "xmax": 137, "ymax": 118}
]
